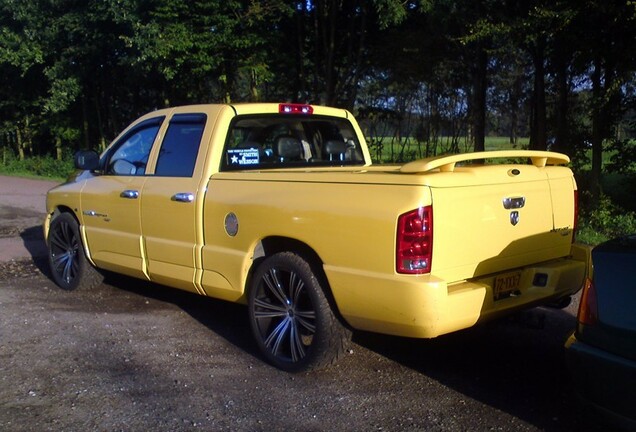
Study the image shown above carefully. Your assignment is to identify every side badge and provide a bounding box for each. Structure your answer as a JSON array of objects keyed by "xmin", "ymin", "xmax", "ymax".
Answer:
[
  {"xmin": 510, "ymin": 211, "xmax": 520, "ymax": 226},
  {"xmin": 225, "ymin": 212, "xmax": 239, "ymax": 237}
]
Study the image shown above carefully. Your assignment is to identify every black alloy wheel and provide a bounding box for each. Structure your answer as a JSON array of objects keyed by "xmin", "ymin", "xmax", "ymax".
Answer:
[
  {"xmin": 48, "ymin": 212, "xmax": 102, "ymax": 290},
  {"xmin": 248, "ymin": 252, "xmax": 351, "ymax": 372}
]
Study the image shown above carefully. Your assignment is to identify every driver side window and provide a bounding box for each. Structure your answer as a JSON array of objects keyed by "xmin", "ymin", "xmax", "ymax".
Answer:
[{"xmin": 107, "ymin": 118, "xmax": 163, "ymax": 175}]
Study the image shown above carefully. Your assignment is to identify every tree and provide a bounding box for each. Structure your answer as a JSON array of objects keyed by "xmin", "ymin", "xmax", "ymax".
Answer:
[
  {"xmin": 0, "ymin": 0, "xmax": 47, "ymax": 159},
  {"xmin": 123, "ymin": 0, "xmax": 292, "ymax": 105},
  {"xmin": 574, "ymin": 0, "xmax": 636, "ymax": 202},
  {"xmin": 2, "ymin": 0, "xmax": 636, "ymax": 174}
]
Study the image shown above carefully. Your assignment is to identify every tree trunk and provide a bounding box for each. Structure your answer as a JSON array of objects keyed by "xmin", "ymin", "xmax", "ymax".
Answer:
[
  {"xmin": 81, "ymin": 97, "xmax": 89, "ymax": 150},
  {"xmin": 554, "ymin": 60, "xmax": 569, "ymax": 153},
  {"xmin": 250, "ymin": 68, "xmax": 260, "ymax": 102},
  {"xmin": 25, "ymin": 117, "xmax": 34, "ymax": 156},
  {"xmin": 590, "ymin": 58, "xmax": 605, "ymax": 205},
  {"xmin": 472, "ymin": 45, "xmax": 487, "ymax": 152},
  {"xmin": 553, "ymin": 40, "xmax": 571, "ymax": 153},
  {"xmin": 507, "ymin": 59, "xmax": 525, "ymax": 147},
  {"xmin": 508, "ymin": 72, "xmax": 522, "ymax": 146},
  {"xmin": 343, "ymin": 2, "xmax": 367, "ymax": 111},
  {"xmin": 16, "ymin": 127, "xmax": 25, "ymax": 161},
  {"xmin": 530, "ymin": 43, "xmax": 547, "ymax": 150},
  {"xmin": 294, "ymin": 5, "xmax": 306, "ymax": 101},
  {"xmin": 95, "ymin": 91, "xmax": 105, "ymax": 151},
  {"xmin": 314, "ymin": 0, "xmax": 338, "ymax": 105},
  {"xmin": 55, "ymin": 136, "xmax": 63, "ymax": 160}
]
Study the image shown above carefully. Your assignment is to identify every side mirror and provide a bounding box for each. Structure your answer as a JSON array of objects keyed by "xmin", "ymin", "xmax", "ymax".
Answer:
[{"xmin": 74, "ymin": 150, "xmax": 100, "ymax": 170}]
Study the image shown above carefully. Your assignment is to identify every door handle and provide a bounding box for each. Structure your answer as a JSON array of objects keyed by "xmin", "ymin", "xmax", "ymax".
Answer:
[
  {"xmin": 172, "ymin": 192, "xmax": 194, "ymax": 203},
  {"xmin": 503, "ymin": 196, "xmax": 526, "ymax": 209},
  {"xmin": 120, "ymin": 190, "xmax": 139, "ymax": 199}
]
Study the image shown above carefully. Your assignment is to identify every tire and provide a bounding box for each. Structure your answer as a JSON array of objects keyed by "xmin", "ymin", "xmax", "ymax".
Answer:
[
  {"xmin": 47, "ymin": 212, "xmax": 103, "ymax": 291},
  {"xmin": 248, "ymin": 252, "xmax": 352, "ymax": 372}
]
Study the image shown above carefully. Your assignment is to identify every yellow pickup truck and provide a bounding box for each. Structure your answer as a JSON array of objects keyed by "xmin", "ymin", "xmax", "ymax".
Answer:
[{"xmin": 44, "ymin": 103, "xmax": 589, "ymax": 372}]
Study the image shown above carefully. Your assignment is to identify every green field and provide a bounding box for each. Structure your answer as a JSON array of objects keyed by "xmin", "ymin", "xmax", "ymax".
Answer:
[{"xmin": 366, "ymin": 136, "xmax": 531, "ymax": 163}]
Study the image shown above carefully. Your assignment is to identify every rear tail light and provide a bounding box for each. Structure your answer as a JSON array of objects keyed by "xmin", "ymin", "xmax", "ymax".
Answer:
[
  {"xmin": 279, "ymin": 103, "xmax": 313, "ymax": 115},
  {"xmin": 578, "ymin": 277, "xmax": 598, "ymax": 325},
  {"xmin": 397, "ymin": 206, "xmax": 433, "ymax": 274}
]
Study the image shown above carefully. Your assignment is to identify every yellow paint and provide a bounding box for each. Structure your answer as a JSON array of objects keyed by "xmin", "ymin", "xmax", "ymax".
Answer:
[{"xmin": 45, "ymin": 103, "xmax": 589, "ymax": 340}]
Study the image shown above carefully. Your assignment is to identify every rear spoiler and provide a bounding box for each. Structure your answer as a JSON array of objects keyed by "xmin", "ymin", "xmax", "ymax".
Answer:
[{"xmin": 400, "ymin": 150, "xmax": 570, "ymax": 174}]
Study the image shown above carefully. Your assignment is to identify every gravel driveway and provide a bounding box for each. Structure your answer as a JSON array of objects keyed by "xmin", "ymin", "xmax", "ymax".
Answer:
[{"xmin": 0, "ymin": 175, "xmax": 603, "ymax": 431}]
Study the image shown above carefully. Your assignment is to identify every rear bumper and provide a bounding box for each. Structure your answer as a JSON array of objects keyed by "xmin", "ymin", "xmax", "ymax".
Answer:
[
  {"xmin": 565, "ymin": 333, "xmax": 636, "ymax": 430},
  {"xmin": 327, "ymin": 245, "xmax": 589, "ymax": 338}
]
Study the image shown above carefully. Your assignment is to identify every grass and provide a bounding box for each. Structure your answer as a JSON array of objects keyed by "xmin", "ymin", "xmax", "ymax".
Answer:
[
  {"xmin": 576, "ymin": 226, "xmax": 608, "ymax": 245},
  {"xmin": 0, "ymin": 152, "xmax": 74, "ymax": 182},
  {"xmin": 367, "ymin": 136, "xmax": 531, "ymax": 163}
]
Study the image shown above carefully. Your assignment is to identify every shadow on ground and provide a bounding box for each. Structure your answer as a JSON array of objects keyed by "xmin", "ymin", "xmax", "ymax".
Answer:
[
  {"xmin": 25, "ymin": 251, "xmax": 601, "ymax": 432},
  {"xmin": 352, "ymin": 307, "xmax": 602, "ymax": 431}
]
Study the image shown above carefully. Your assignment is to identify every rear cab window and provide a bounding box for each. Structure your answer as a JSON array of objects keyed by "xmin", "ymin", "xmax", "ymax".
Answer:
[{"xmin": 221, "ymin": 115, "xmax": 365, "ymax": 171}]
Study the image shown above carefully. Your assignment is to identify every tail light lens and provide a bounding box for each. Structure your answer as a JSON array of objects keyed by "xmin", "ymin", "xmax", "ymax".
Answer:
[
  {"xmin": 397, "ymin": 206, "xmax": 433, "ymax": 274},
  {"xmin": 578, "ymin": 277, "xmax": 598, "ymax": 325}
]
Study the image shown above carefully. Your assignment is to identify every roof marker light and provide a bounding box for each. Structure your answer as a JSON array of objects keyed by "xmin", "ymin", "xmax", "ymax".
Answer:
[{"xmin": 279, "ymin": 103, "xmax": 314, "ymax": 115}]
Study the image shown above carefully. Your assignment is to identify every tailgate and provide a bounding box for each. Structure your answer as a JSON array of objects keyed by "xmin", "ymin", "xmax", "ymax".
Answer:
[{"xmin": 408, "ymin": 153, "xmax": 576, "ymax": 284}]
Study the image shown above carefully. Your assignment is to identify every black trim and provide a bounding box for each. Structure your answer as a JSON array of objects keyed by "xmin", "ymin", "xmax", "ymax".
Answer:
[{"xmin": 169, "ymin": 113, "xmax": 207, "ymax": 124}]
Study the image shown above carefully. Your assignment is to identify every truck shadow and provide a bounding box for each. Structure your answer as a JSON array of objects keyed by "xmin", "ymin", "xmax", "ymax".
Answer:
[
  {"xmin": 19, "ymin": 225, "xmax": 50, "ymax": 274},
  {"xmin": 352, "ymin": 305, "xmax": 599, "ymax": 431},
  {"xmin": 66, "ymin": 272, "xmax": 600, "ymax": 432},
  {"xmin": 105, "ymin": 274, "xmax": 260, "ymax": 361}
]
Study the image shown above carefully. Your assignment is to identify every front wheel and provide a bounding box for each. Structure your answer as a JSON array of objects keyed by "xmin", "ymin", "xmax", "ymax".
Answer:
[
  {"xmin": 248, "ymin": 252, "xmax": 352, "ymax": 372},
  {"xmin": 47, "ymin": 212, "xmax": 103, "ymax": 291}
]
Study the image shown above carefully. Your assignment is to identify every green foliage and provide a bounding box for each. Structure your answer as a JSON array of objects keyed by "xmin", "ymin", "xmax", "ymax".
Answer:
[
  {"xmin": 44, "ymin": 74, "xmax": 81, "ymax": 114},
  {"xmin": 0, "ymin": 150, "xmax": 74, "ymax": 179},
  {"xmin": 0, "ymin": 0, "xmax": 44, "ymax": 73},
  {"xmin": 373, "ymin": 0, "xmax": 432, "ymax": 29},
  {"xmin": 575, "ymin": 225, "xmax": 609, "ymax": 246},
  {"xmin": 0, "ymin": 0, "xmax": 635, "ymax": 197},
  {"xmin": 578, "ymin": 192, "xmax": 636, "ymax": 245},
  {"xmin": 606, "ymin": 139, "xmax": 636, "ymax": 173}
]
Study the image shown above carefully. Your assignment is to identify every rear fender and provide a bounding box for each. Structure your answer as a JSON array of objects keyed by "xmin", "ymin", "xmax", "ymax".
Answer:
[{"xmin": 251, "ymin": 236, "xmax": 347, "ymax": 324}]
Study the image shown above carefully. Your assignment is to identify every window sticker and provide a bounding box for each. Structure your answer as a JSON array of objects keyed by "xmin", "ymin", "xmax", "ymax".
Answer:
[{"xmin": 228, "ymin": 148, "xmax": 260, "ymax": 166}]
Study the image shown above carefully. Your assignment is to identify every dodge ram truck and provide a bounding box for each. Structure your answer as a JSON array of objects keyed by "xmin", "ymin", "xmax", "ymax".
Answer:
[{"xmin": 44, "ymin": 103, "xmax": 590, "ymax": 372}]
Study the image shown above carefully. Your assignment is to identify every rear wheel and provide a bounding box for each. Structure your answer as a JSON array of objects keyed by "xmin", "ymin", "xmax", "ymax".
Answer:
[
  {"xmin": 47, "ymin": 213, "xmax": 103, "ymax": 291},
  {"xmin": 248, "ymin": 252, "xmax": 351, "ymax": 372}
]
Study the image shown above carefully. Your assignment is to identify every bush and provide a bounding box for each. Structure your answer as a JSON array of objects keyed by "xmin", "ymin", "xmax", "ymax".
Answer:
[
  {"xmin": 0, "ymin": 150, "xmax": 75, "ymax": 179},
  {"xmin": 578, "ymin": 192, "xmax": 636, "ymax": 245}
]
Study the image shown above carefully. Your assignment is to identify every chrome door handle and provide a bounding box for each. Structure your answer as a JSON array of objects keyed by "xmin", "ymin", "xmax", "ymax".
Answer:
[
  {"xmin": 120, "ymin": 190, "xmax": 139, "ymax": 199},
  {"xmin": 172, "ymin": 193, "xmax": 194, "ymax": 203}
]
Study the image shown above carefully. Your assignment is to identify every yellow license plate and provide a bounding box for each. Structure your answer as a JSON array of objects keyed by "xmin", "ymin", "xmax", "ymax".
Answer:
[{"xmin": 494, "ymin": 271, "xmax": 522, "ymax": 300}]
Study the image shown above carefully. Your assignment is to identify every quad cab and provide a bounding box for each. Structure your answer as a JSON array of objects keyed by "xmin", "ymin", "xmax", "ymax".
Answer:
[{"xmin": 45, "ymin": 103, "xmax": 590, "ymax": 371}]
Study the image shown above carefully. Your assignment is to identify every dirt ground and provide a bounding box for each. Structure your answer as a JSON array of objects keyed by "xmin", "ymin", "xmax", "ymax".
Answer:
[{"xmin": 0, "ymin": 175, "xmax": 604, "ymax": 432}]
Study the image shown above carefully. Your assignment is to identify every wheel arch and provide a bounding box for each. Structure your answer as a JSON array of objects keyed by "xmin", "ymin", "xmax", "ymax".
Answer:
[
  {"xmin": 249, "ymin": 236, "xmax": 348, "ymax": 326},
  {"xmin": 44, "ymin": 205, "xmax": 78, "ymax": 243},
  {"xmin": 47, "ymin": 206, "xmax": 97, "ymax": 267}
]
